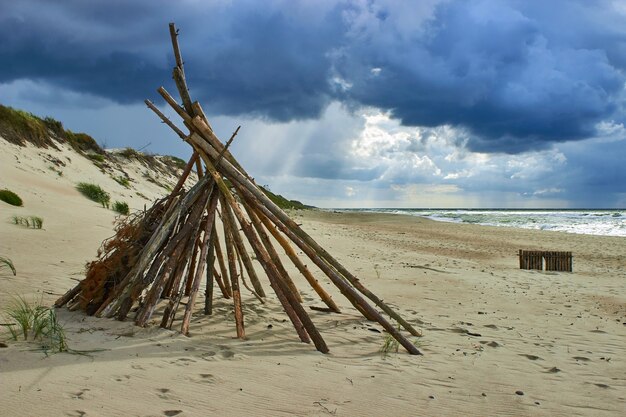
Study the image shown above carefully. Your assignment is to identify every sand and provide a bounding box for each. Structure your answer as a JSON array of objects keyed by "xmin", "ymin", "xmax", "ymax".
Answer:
[{"xmin": 1, "ymin": 139, "xmax": 625, "ymax": 416}]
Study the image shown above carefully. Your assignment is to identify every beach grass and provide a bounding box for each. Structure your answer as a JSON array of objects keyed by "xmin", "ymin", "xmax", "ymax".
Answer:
[
  {"xmin": 113, "ymin": 175, "xmax": 130, "ymax": 188},
  {"xmin": 0, "ymin": 256, "xmax": 16, "ymax": 276},
  {"xmin": 88, "ymin": 153, "xmax": 105, "ymax": 163},
  {"xmin": 2, "ymin": 296, "xmax": 68, "ymax": 353},
  {"xmin": 12, "ymin": 215, "xmax": 43, "ymax": 229},
  {"xmin": 379, "ymin": 330, "xmax": 400, "ymax": 358},
  {"xmin": 76, "ymin": 182, "xmax": 110, "ymax": 208}
]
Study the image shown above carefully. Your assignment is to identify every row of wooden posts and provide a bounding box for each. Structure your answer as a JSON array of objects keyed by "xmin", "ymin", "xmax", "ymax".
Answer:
[{"xmin": 519, "ymin": 250, "xmax": 573, "ymax": 272}]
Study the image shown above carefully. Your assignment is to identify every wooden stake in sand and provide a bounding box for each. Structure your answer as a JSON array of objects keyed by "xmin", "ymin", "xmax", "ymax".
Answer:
[{"xmin": 56, "ymin": 23, "xmax": 422, "ymax": 355}]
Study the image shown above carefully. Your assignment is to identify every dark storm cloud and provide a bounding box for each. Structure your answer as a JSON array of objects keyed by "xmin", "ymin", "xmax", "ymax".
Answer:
[
  {"xmin": 339, "ymin": 0, "xmax": 626, "ymax": 153},
  {"xmin": 2, "ymin": 0, "xmax": 625, "ymax": 153}
]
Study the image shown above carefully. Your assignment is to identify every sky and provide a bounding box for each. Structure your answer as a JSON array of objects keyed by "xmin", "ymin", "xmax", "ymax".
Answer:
[{"xmin": 2, "ymin": 0, "xmax": 626, "ymax": 208}]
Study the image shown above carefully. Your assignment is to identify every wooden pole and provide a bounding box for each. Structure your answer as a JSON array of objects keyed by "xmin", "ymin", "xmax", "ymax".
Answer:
[
  {"xmin": 204, "ymin": 227, "xmax": 217, "ymax": 315},
  {"xmin": 161, "ymin": 232, "xmax": 197, "ymax": 329},
  {"xmin": 221, "ymin": 203, "xmax": 266, "ymax": 298},
  {"xmin": 95, "ymin": 177, "xmax": 210, "ymax": 318},
  {"xmin": 221, "ymin": 195, "xmax": 246, "ymax": 339},
  {"xmin": 182, "ymin": 190, "xmax": 219, "ymax": 334},
  {"xmin": 251, "ymin": 206, "xmax": 340, "ymax": 313},
  {"xmin": 145, "ymin": 99, "xmax": 187, "ymax": 139},
  {"xmin": 243, "ymin": 202, "xmax": 303, "ymax": 303},
  {"xmin": 213, "ymin": 229, "xmax": 232, "ymax": 298},
  {"xmin": 134, "ymin": 185, "xmax": 212, "ymax": 326},
  {"xmin": 134, "ymin": 233, "xmax": 189, "ymax": 327},
  {"xmin": 238, "ymin": 187, "xmax": 421, "ymax": 353},
  {"xmin": 202, "ymin": 154, "xmax": 326, "ymax": 351}
]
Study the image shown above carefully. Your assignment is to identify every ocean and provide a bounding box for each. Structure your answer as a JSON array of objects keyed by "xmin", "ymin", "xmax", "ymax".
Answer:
[{"xmin": 335, "ymin": 209, "xmax": 626, "ymax": 237}]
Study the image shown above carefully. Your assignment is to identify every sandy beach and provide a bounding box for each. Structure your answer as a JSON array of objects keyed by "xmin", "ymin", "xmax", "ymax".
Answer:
[{"xmin": 1, "ymin": 141, "xmax": 625, "ymax": 416}]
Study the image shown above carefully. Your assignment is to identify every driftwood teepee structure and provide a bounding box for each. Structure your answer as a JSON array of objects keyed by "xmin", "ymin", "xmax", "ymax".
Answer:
[{"xmin": 56, "ymin": 24, "xmax": 422, "ymax": 355}]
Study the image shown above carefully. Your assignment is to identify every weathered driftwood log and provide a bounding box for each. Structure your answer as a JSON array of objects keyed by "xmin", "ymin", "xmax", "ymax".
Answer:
[
  {"xmin": 221, "ymin": 196, "xmax": 246, "ymax": 339},
  {"xmin": 203, "ymin": 226, "xmax": 217, "ymax": 315},
  {"xmin": 181, "ymin": 191, "xmax": 220, "ymax": 334},
  {"xmin": 212, "ymin": 227, "xmax": 232, "ymax": 298}
]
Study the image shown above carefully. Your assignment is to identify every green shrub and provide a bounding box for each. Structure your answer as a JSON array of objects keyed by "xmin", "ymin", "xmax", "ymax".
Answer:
[
  {"xmin": 0, "ymin": 105, "xmax": 50, "ymax": 147},
  {"xmin": 163, "ymin": 155, "xmax": 187, "ymax": 170},
  {"xmin": 65, "ymin": 131, "xmax": 103, "ymax": 154},
  {"xmin": 0, "ymin": 189, "xmax": 23, "ymax": 206},
  {"xmin": 43, "ymin": 116, "xmax": 64, "ymax": 137},
  {"xmin": 76, "ymin": 182, "xmax": 110, "ymax": 208},
  {"xmin": 87, "ymin": 153, "xmax": 105, "ymax": 163},
  {"xmin": 259, "ymin": 186, "xmax": 311, "ymax": 210},
  {"xmin": 120, "ymin": 147, "xmax": 140, "ymax": 159},
  {"xmin": 112, "ymin": 201, "xmax": 130, "ymax": 215}
]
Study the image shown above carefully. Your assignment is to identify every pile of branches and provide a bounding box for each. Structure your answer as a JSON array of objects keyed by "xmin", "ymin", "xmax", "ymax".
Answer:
[{"xmin": 57, "ymin": 24, "xmax": 422, "ymax": 354}]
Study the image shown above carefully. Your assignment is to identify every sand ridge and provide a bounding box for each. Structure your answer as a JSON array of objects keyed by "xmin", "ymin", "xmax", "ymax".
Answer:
[{"xmin": 1, "ymin": 139, "xmax": 625, "ymax": 416}]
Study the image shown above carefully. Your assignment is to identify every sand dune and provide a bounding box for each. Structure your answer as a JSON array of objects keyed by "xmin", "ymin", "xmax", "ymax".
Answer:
[{"xmin": 1, "ymin": 138, "xmax": 625, "ymax": 416}]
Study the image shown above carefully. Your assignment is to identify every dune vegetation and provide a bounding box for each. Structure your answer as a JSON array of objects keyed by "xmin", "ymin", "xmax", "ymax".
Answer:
[
  {"xmin": 76, "ymin": 182, "xmax": 111, "ymax": 208},
  {"xmin": 0, "ymin": 189, "xmax": 23, "ymax": 206}
]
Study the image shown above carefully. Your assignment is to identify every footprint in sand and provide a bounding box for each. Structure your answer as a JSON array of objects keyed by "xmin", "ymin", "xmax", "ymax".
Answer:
[
  {"xmin": 545, "ymin": 366, "xmax": 561, "ymax": 373},
  {"xmin": 197, "ymin": 373, "xmax": 218, "ymax": 384},
  {"xmin": 163, "ymin": 410, "xmax": 183, "ymax": 416},
  {"xmin": 200, "ymin": 351, "xmax": 217, "ymax": 361},
  {"xmin": 186, "ymin": 373, "xmax": 220, "ymax": 385},
  {"xmin": 156, "ymin": 388, "xmax": 178, "ymax": 400},
  {"xmin": 112, "ymin": 375, "xmax": 131, "ymax": 382},
  {"xmin": 573, "ymin": 356, "xmax": 591, "ymax": 362},
  {"xmin": 169, "ymin": 357, "xmax": 197, "ymax": 366},
  {"xmin": 66, "ymin": 411, "xmax": 87, "ymax": 417},
  {"xmin": 219, "ymin": 349, "xmax": 235, "ymax": 359},
  {"xmin": 519, "ymin": 354, "xmax": 543, "ymax": 361},
  {"xmin": 67, "ymin": 389, "xmax": 90, "ymax": 400}
]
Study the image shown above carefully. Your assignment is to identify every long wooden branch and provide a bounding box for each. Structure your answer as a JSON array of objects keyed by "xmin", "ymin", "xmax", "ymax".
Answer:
[
  {"xmin": 238, "ymin": 188, "xmax": 421, "ymax": 354},
  {"xmin": 96, "ymin": 176, "xmax": 212, "ymax": 318},
  {"xmin": 134, "ymin": 185, "xmax": 212, "ymax": 326},
  {"xmin": 145, "ymin": 99, "xmax": 188, "ymax": 140},
  {"xmin": 243, "ymin": 201, "xmax": 303, "ymax": 303},
  {"xmin": 249, "ymin": 205, "xmax": 340, "ymax": 313},
  {"xmin": 161, "ymin": 229, "xmax": 198, "ymax": 329},
  {"xmin": 223, "ymin": 203, "xmax": 266, "ymax": 298},
  {"xmin": 213, "ymin": 229, "xmax": 232, "ymax": 298},
  {"xmin": 182, "ymin": 188, "xmax": 219, "ymax": 334},
  {"xmin": 201, "ymin": 152, "xmax": 327, "ymax": 351},
  {"xmin": 204, "ymin": 226, "xmax": 217, "ymax": 315},
  {"xmin": 221, "ymin": 195, "xmax": 245, "ymax": 339}
]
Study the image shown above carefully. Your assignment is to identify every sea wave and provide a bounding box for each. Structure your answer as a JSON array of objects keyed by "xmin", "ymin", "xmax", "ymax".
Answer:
[{"xmin": 335, "ymin": 209, "xmax": 626, "ymax": 237}]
